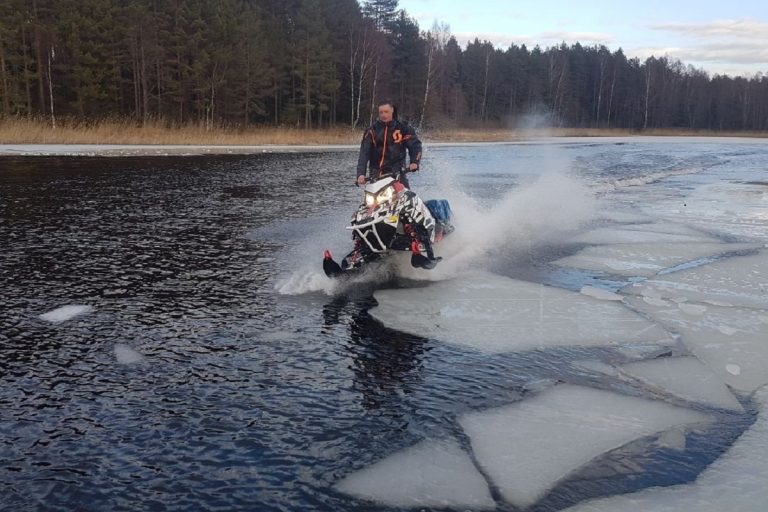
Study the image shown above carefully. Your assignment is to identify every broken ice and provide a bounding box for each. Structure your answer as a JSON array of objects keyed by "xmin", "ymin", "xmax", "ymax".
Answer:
[
  {"xmin": 556, "ymin": 242, "xmax": 758, "ymax": 277},
  {"xmin": 459, "ymin": 385, "xmax": 710, "ymax": 509},
  {"xmin": 39, "ymin": 304, "xmax": 94, "ymax": 323},
  {"xmin": 564, "ymin": 385, "xmax": 768, "ymax": 512},
  {"xmin": 369, "ymin": 273, "xmax": 672, "ymax": 354},
  {"xmin": 114, "ymin": 344, "xmax": 145, "ymax": 364},
  {"xmin": 619, "ymin": 357, "xmax": 743, "ymax": 412},
  {"xmin": 334, "ymin": 439, "xmax": 494, "ymax": 509}
]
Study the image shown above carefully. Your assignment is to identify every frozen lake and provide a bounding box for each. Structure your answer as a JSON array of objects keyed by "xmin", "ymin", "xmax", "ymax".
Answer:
[{"xmin": 1, "ymin": 138, "xmax": 767, "ymax": 511}]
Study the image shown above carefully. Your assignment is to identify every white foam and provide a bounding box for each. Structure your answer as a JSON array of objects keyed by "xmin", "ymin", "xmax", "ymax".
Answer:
[
  {"xmin": 334, "ymin": 440, "xmax": 495, "ymax": 509},
  {"xmin": 39, "ymin": 305, "xmax": 94, "ymax": 323},
  {"xmin": 459, "ymin": 385, "xmax": 710, "ymax": 509},
  {"xmin": 619, "ymin": 357, "xmax": 743, "ymax": 412},
  {"xmin": 114, "ymin": 344, "xmax": 145, "ymax": 364},
  {"xmin": 556, "ymin": 243, "xmax": 757, "ymax": 277},
  {"xmin": 275, "ymin": 269, "xmax": 338, "ymax": 295},
  {"xmin": 397, "ymin": 172, "xmax": 597, "ymax": 281},
  {"xmin": 563, "ymin": 386, "xmax": 768, "ymax": 512},
  {"xmin": 369, "ymin": 273, "xmax": 672, "ymax": 354},
  {"xmin": 625, "ymin": 297, "xmax": 768, "ymax": 393}
]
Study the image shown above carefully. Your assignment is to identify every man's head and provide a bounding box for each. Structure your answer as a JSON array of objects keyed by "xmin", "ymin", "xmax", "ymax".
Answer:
[{"xmin": 377, "ymin": 100, "xmax": 397, "ymax": 123}]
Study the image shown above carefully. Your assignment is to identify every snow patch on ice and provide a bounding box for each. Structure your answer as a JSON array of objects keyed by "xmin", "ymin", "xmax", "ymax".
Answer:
[
  {"xmin": 39, "ymin": 305, "xmax": 94, "ymax": 323},
  {"xmin": 334, "ymin": 439, "xmax": 495, "ymax": 509},
  {"xmin": 459, "ymin": 385, "xmax": 710, "ymax": 509}
]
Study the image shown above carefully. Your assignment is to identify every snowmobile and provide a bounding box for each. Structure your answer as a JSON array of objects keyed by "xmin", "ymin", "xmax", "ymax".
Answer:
[{"xmin": 323, "ymin": 170, "xmax": 454, "ymax": 278}]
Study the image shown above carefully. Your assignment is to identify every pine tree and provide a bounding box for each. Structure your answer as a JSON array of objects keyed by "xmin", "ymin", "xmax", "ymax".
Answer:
[{"xmin": 361, "ymin": 0, "xmax": 399, "ymax": 32}]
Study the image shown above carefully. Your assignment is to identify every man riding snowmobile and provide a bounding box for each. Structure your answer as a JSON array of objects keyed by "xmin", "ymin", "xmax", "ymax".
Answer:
[
  {"xmin": 322, "ymin": 101, "xmax": 449, "ymax": 277},
  {"xmin": 356, "ymin": 100, "xmax": 421, "ymax": 188}
]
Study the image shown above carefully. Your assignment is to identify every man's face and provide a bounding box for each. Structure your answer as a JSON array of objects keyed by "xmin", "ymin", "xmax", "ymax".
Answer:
[{"xmin": 378, "ymin": 104, "xmax": 394, "ymax": 123}]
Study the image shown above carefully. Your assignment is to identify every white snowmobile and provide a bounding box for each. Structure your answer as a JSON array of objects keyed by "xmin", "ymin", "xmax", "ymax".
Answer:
[{"xmin": 323, "ymin": 170, "xmax": 453, "ymax": 278}]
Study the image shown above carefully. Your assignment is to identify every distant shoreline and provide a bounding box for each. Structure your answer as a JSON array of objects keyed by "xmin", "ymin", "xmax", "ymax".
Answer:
[
  {"xmin": 3, "ymin": 135, "xmax": 768, "ymax": 157},
  {"xmin": 1, "ymin": 118, "xmax": 766, "ymax": 157}
]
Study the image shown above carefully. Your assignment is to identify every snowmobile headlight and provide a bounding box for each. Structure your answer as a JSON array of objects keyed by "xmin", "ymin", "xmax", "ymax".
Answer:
[
  {"xmin": 365, "ymin": 192, "xmax": 376, "ymax": 207},
  {"xmin": 377, "ymin": 185, "xmax": 395, "ymax": 204}
]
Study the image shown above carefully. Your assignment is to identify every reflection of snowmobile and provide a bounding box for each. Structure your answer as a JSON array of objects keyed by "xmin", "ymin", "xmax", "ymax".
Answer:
[{"xmin": 323, "ymin": 171, "xmax": 453, "ymax": 278}]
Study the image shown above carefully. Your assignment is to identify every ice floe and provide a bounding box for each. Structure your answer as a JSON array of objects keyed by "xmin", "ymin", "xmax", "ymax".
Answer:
[
  {"xmin": 114, "ymin": 344, "xmax": 145, "ymax": 364},
  {"xmin": 619, "ymin": 357, "xmax": 743, "ymax": 412},
  {"xmin": 656, "ymin": 428, "xmax": 687, "ymax": 451},
  {"xmin": 571, "ymin": 360, "xmax": 620, "ymax": 377},
  {"xmin": 369, "ymin": 273, "xmax": 672, "ymax": 354},
  {"xmin": 625, "ymin": 297, "xmax": 768, "ymax": 393},
  {"xmin": 624, "ymin": 250, "xmax": 768, "ymax": 309},
  {"xmin": 459, "ymin": 385, "xmax": 710, "ymax": 509},
  {"xmin": 568, "ymin": 224, "xmax": 718, "ymax": 245},
  {"xmin": 579, "ymin": 286, "xmax": 624, "ymax": 301},
  {"xmin": 38, "ymin": 305, "xmax": 94, "ymax": 323},
  {"xmin": 334, "ymin": 439, "xmax": 495, "ymax": 509},
  {"xmin": 654, "ymin": 182, "xmax": 768, "ymax": 243},
  {"xmin": 563, "ymin": 385, "xmax": 768, "ymax": 512},
  {"xmin": 556, "ymin": 242, "xmax": 758, "ymax": 277}
]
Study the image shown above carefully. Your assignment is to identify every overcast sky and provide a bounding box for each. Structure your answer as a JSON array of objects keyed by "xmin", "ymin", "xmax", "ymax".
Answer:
[{"xmin": 397, "ymin": 0, "xmax": 768, "ymax": 76}]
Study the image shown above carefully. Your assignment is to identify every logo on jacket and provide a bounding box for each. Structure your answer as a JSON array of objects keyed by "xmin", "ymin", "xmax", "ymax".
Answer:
[{"xmin": 392, "ymin": 129, "xmax": 403, "ymax": 143}]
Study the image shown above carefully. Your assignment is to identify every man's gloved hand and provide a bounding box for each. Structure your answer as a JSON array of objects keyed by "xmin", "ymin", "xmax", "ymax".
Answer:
[
  {"xmin": 356, "ymin": 175, "xmax": 366, "ymax": 186},
  {"xmin": 408, "ymin": 163, "xmax": 419, "ymax": 171}
]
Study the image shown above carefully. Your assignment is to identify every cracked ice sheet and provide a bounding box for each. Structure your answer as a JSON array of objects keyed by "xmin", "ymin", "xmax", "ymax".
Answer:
[
  {"xmin": 563, "ymin": 385, "xmax": 768, "ymax": 512},
  {"xmin": 459, "ymin": 385, "xmax": 710, "ymax": 509},
  {"xmin": 568, "ymin": 224, "xmax": 718, "ymax": 245},
  {"xmin": 620, "ymin": 357, "xmax": 743, "ymax": 412},
  {"xmin": 624, "ymin": 250, "xmax": 768, "ymax": 309},
  {"xmin": 652, "ymin": 182, "xmax": 768, "ymax": 243},
  {"xmin": 555, "ymin": 243, "xmax": 758, "ymax": 277},
  {"xmin": 625, "ymin": 296, "xmax": 768, "ymax": 393},
  {"xmin": 334, "ymin": 439, "xmax": 495, "ymax": 509},
  {"xmin": 369, "ymin": 273, "xmax": 672, "ymax": 354}
]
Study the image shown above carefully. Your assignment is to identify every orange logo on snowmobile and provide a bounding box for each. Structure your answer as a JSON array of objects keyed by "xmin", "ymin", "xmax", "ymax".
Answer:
[{"xmin": 392, "ymin": 129, "xmax": 403, "ymax": 143}]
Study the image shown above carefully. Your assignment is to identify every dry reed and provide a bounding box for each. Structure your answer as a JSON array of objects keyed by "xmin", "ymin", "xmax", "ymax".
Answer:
[{"xmin": 0, "ymin": 117, "xmax": 765, "ymax": 146}]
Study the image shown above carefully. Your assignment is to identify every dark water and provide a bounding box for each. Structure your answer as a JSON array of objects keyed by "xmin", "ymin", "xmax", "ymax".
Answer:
[{"xmin": 0, "ymin": 147, "xmax": 755, "ymax": 511}]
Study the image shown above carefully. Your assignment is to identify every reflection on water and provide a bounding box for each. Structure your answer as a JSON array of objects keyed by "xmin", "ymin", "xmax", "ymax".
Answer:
[{"xmin": 0, "ymin": 144, "xmax": 762, "ymax": 511}]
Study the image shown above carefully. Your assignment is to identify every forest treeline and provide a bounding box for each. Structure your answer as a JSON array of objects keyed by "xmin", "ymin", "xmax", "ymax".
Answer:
[{"xmin": 0, "ymin": 0, "xmax": 766, "ymax": 131}]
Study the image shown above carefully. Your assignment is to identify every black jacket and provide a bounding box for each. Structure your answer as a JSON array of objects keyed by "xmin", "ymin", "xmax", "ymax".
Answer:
[{"xmin": 356, "ymin": 119, "xmax": 422, "ymax": 179}]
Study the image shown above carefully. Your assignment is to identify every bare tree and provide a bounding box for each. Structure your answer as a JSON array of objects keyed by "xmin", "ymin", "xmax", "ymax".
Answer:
[{"xmin": 418, "ymin": 21, "xmax": 450, "ymax": 128}]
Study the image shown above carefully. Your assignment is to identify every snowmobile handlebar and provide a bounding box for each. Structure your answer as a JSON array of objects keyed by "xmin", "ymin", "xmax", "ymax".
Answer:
[{"xmin": 356, "ymin": 167, "xmax": 414, "ymax": 186}]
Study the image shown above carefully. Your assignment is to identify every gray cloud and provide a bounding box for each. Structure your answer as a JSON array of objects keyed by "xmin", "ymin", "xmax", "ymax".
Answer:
[
  {"xmin": 652, "ymin": 19, "xmax": 768, "ymax": 40},
  {"xmin": 638, "ymin": 19, "xmax": 768, "ymax": 73}
]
